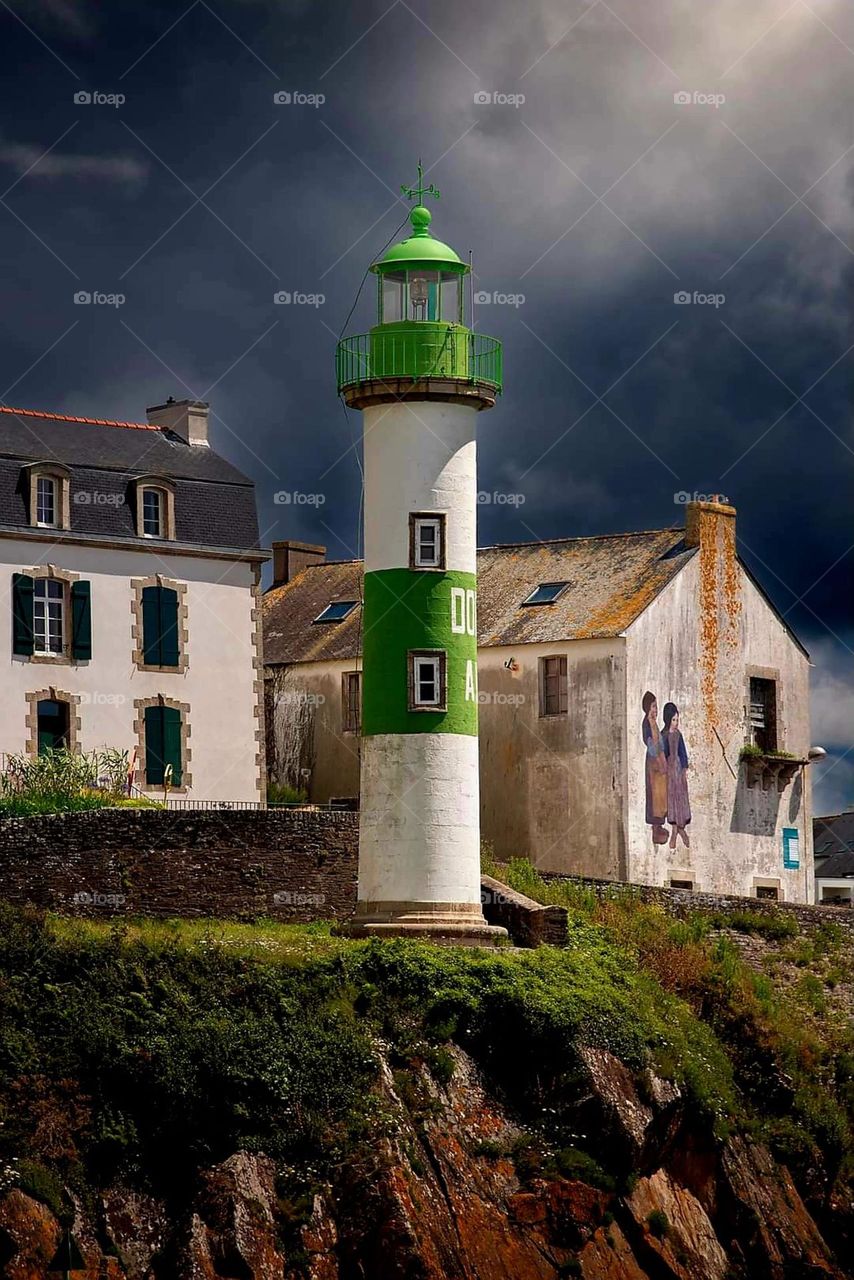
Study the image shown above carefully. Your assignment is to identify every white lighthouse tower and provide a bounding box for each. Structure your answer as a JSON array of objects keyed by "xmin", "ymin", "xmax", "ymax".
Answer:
[{"xmin": 337, "ymin": 165, "xmax": 505, "ymax": 943}]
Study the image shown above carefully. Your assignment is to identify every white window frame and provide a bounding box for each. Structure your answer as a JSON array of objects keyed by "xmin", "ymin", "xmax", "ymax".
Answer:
[
  {"xmin": 33, "ymin": 578, "xmax": 65, "ymax": 656},
  {"xmin": 408, "ymin": 649, "xmax": 446, "ymax": 711},
  {"xmin": 141, "ymin": 487, "xmax": 164, "ymax": 538},
  {"xmin": 410, "ymin": 513, "xmax": 445, "ymax": 570},
  {"xmin": 35, "ymin": 475, "xmax": 57, "ymax": 527}
]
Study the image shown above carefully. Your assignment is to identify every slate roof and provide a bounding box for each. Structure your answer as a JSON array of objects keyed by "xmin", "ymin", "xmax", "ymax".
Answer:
[
  {"xmin": 0, "ymin": 407, "xmax": 259, "ymax": 552},
  {"xmin": 813, "ymin": 814, "xmax": 854, "ymax": 875},
  {"xmin": 263, "ymin": 528, "xmax": 697, "ymax": 665}
]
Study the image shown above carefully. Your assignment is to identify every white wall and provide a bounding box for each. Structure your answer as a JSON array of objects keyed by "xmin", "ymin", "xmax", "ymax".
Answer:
[
  {"xmin": 625, "ymin": 557, "xmax": 813, "ymax": 900},
  {"xmin": 0, "ymin": 538, "xmax": 260, "ymax": 801}
]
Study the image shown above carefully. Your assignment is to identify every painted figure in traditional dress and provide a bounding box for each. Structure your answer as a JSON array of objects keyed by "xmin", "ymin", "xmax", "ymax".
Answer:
[
  {"xmin": 642, "ymin": 691, "xmax": 669, "ymax": 845},
  {"xmin": 662, "ymin": 701, "xmax": 691, "ymax": 849}
]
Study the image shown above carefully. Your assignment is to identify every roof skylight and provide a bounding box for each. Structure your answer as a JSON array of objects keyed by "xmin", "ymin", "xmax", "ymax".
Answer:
[
  {"xmin": 313, "ymin": 600, "xmax": 359, "ymax": 624},
  {"xmin": 521, "ymin": 581, "xmax": 569, "ymax": 607}
]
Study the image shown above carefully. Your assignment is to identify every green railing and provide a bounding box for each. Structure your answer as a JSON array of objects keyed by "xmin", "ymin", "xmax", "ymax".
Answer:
[{"xmin": 337, "ymin": 325, "xmax": 502, "ymax": 395}]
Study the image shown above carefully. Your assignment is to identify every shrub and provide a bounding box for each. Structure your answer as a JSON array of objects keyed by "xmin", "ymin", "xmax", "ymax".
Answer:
[
  {"xmin": 266, "ymin": 782, "xmax": 308, "ymax": 805},
  {"xmin": 647, "ymin": 1209, "xmax": 670, "ymax": 1239}
]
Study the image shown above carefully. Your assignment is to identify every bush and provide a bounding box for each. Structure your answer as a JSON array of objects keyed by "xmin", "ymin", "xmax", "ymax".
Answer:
[
  {"xmin": 647, "ymin": 1208, "xmax": 669, "ymax": 1239},
  {"xmin": 266, "ymin": 781, "xmax": 308, "ymax": 805}
]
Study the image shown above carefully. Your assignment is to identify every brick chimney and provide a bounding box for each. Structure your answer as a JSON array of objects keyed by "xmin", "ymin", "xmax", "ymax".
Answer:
[
  {"xmin": 272, "ymin": 540, "xmax": 326, "ymax": 587},
  {"xmin": 146, "ymin": 398, "xmax": 210, "ymax": 447},
  {"xmin": 684, "ymin": 496, "xmax": 736, "ymax": 548}
]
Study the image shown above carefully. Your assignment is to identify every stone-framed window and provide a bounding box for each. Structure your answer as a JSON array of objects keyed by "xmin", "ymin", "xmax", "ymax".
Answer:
[
  {"xmin": 24, "ymin": 687, "xmax": 81, "ymax": 755},
  {"xmin": 24, "ymin": 463, "xmax": 71, "ymax": 530},
  {"xmin": 753, "ymin": 877, "xmax": 782, "ymax": 901},
  {"xmin": 12, "ymin": 565, "xmax": 90, "ymax": 666},
  {"xmin": 133, "ymin": 695, "xmax": 192, "ymax": 793},
  {"xmin": 669, "ymin": 873, "xmax": 695, "ymax": 891},
  {"xmin": 132, "ymin": 476, "xmax": 176, "ymax": 541},
  {"xmin": 130, "ymin": 576, "xmax": 189, "ymax": 673},
  {"xmin": 538, "ymin": 654, "xmax": 568, "ymax": 717}
]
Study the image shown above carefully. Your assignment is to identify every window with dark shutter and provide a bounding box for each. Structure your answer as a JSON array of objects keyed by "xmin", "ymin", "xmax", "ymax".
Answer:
[
  {"xmin": 144, "ymin": 704, "xmax": 183, "ymax": 786},
  {"xmin": 12, "ymin": 573, "xmax": 35, "ymax": 656},
  {"xmin": 70, "ymin": 581, "xmax": 92, "ymax": 660},
  {"xmin": 141, "ymin": 585, "xmax": 180, "ymax": 667},
  {"xmin": 539, "ymin": 655, "xmax": 568, "ymax": 717}
]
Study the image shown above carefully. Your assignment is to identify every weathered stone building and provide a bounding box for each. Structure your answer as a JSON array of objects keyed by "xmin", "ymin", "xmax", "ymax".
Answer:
[{"xmin": 263, "ymin": 501, "xmax": 818, "ymax": 901}]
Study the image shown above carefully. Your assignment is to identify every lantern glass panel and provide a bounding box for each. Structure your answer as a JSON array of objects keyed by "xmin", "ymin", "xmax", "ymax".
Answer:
[
  {"xmin": 381, "ymin": 272, "xmax": 406, "ymax": 323},
  {"xmin": 439, "ymin": 273, "xmax": 461, "ymax": 323}
]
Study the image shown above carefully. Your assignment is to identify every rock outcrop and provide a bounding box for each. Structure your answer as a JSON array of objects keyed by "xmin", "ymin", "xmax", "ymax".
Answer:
[{"xmin": 0, "ymin": 1045, "xmax": 846, "ymax": 1279}]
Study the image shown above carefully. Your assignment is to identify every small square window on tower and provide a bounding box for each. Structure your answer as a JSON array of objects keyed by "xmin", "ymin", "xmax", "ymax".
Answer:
[
  {"xmin": 409, "ymin": 513, "xmax": 446, "ymax": 570},
  {"xmin": 408, "ymin": 649, "xmax": 447, "ymax": 711}
]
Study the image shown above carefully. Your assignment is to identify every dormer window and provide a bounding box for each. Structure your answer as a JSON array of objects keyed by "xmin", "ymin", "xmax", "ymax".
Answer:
[
  {"xmin": 142, "ymin": 488, "xmax": 164, "ymax": 537},
  {"xmin": 36, "ymin": 476, "xmax": 56, "ymax": 527},
  {"xmin": 25, "ymin": 464, "xmax": 70, "ymax": 531},
  {"xmin": 133, "ymin": 477, "xmax": 176, "ymax": 541}
]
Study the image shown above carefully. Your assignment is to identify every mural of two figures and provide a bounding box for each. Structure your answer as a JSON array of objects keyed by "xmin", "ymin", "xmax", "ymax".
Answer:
[{"xmin": 642, "ymin": 691, "xmax": 691, "ymax": 849}]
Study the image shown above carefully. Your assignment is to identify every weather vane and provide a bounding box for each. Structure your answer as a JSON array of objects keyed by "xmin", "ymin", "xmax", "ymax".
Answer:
[{"xmin": 401, "ymin": 159, "xmax": 439, "ymax": 206}]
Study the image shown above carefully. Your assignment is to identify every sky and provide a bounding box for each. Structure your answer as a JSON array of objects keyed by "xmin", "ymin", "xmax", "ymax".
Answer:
[{"xmin": 0, "ymin": 0, "xmax": 852, "ymax": 812}]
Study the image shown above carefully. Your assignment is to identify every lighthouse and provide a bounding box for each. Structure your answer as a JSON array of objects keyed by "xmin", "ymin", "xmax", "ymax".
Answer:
[{"xmin": 336, "ymin": 165, "xmax": 505, "ymax": 943}]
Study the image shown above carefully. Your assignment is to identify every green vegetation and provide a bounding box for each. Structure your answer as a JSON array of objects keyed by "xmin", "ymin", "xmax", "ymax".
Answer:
[
  {"xmin": 738, "ymin": 744, "xmax": 796, "ymax": 761},
  {"xmin": 0, "ymin": 899, "xmax": 736, "ymax": 1212},
  {"xmin": 0, "ymin": 749, "xmax": 160, "ymax": 817},
  {"xmin": 646, "ymin": 1208, "xmax": 670, "ymax": 1239},
  {"xmin": 266, "ymin": 781, "xmax": 309, "ymax": 805},
  {"xmin": 1, "ymin": 854, "xmax": 853, "ymax": 1241},
  {"xmin": 490, "ymin": 858, "xmax": 854, "ymax": 1205}
]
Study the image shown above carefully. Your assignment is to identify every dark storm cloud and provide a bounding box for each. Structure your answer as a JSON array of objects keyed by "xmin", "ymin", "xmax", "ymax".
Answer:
[{"xmin": 0, "ymin": 0, "xmax": 851, "ymax": 808}]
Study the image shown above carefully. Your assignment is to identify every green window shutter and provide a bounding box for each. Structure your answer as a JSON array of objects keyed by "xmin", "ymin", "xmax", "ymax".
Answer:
[
  {"xmin": 141, "ymin": 586, "xmax": 161, "ymax": 665},
  {"xmin": 158, "ymin": 587, "xmax": 180, "ymax": 667},
  {"xmin": 144, "ymin": 705, "xmax": 183, "ymax": 787},
  {"xmin": 162, "ymin": 706, "xmax": 182, "ymax": 787},
  {"xmin": 70, "ymin": 581, "xmax": 92, "ymax": 660},
  {"xmin": 141, "ymin": 585, "xmax": 180, "ymax": 666},
  {"xmin": 12, "ymin": 573, "xmax": 34, "ymax": 656},
  {"xmin": 144, "ymin": 705, "xmax": 165, "ymax": 785}
]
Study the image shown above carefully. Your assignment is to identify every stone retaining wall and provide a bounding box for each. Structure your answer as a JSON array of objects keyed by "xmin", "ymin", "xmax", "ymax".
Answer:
[
  {"xmin": 535, "ymin": 871, "xmax": 854, "ymax": 939},
  {"xmin": 0, "ymin": 808, "xmax": 359, "ymax": 923}
]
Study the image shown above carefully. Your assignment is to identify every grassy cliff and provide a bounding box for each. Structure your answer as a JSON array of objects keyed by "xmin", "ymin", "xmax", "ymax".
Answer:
[{"xmin": 0, "ymin": 879, "xmax": 852, "ymax": 1275}]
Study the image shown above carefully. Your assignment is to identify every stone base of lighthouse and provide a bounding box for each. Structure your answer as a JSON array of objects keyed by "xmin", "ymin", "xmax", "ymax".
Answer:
[{"xmin": 341, "ymin": 734, "xmax": 506, "ymax": 945}]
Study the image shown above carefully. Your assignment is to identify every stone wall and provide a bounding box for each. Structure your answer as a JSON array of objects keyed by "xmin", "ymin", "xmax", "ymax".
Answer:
[
  {"xmin": 536, "ymin": 871, "xmax": 854, "ymax": 940},
  {"xmin": 0, "ymin": 808, "xmax": 359, "ymax": 923},
  {"xmin": 480, "ymin": 874, "xmax": 568, "ymax": 947}
]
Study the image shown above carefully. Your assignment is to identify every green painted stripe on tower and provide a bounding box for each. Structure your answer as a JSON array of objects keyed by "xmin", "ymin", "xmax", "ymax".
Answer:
[{"xmin": 362, "ymin": 567, "xmax": 478, "ymax": 737}]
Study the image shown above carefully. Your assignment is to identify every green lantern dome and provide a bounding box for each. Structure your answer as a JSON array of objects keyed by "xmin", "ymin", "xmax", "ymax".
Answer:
[
  {"xmin": 335, "ymin": 162, "xmax": 502, "ymax": 401},
  {"xmin": 374, "ymin": 204, "xmax": 466, "ymax": 273}
]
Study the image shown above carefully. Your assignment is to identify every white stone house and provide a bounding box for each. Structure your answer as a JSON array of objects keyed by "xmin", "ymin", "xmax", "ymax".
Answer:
[
  {"xmin": 813, "ymin": 813, "xmax": 854, "ymax": 906},
  {"xmin": 0, "ymin": 400, "xmax": 265, "ymax": 801},
  {"xmin": 264, "ymin": 502, "xmax": 819, "ymax": 902}
]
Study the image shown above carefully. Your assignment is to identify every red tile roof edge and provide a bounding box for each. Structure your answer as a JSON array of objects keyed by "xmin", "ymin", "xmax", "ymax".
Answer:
[{"xmin": 0, "ymin": 406, "xmax": 159, "ymax": 431}]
